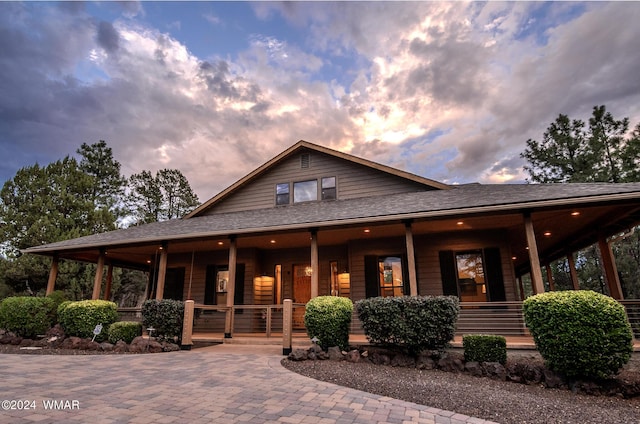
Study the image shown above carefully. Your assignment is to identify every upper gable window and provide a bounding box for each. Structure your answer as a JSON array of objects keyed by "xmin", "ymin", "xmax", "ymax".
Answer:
[
  {"xmin": 321, "ymin": 177, "xmax": 336, "ymax": 200},
  {"xmin": 293, "ymin": 180, "xmax": 318, "ymax": 203},
  {"xmin": 276, "ymin": 183, "xmax": 290, "ymax": 206}
]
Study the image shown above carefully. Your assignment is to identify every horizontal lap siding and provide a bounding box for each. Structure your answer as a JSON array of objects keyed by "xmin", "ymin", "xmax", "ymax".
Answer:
[
  {"xmin": 204, "ymin": 150, "xmax": 434, "ymax": 214},
  {"xmin": 414, "ymin": 231, "xmax": 518, "ymax": 301}
]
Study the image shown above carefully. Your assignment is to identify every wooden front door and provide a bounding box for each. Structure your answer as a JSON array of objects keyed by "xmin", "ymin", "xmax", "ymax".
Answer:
[{"xmin": 293, "ymin": 265, "xmax": 312, "ymax": 328}]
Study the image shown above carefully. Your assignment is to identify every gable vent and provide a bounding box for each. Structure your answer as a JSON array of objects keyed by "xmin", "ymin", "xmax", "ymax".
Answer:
[{"xmin": 300, "ymin": 153, "xmax": 310, "ymax": 169}]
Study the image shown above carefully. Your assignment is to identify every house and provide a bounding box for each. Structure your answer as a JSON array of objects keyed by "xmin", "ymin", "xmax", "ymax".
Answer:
[{"xmin": 24, "ymin": 140, "xmax": 640, "ymax": 338}]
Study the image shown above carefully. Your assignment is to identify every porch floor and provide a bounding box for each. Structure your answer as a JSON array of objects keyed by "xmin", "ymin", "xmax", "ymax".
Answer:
[{"xmin": 192, "ymin": 332, "xmax": 640, "ymax": 351}]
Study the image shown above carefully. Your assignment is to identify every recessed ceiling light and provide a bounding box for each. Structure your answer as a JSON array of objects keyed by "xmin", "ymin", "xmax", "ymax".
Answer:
[
  {"xmin": 571, "ymin": 211, "xmax": 581, "ymax": 216},
  {"xmin": 456, "ymin": 221, "xmax": 464, "ymax": 226},
  {"xmin": 217, "ymin": 241, "xmax": 223, "ymax": 246},
  {"xmin": 270, "ymin": 239, "xmax": 276, "ymax": 244},
  {"xmin": 512, "ymin": 256, "xmax": 517, "ymax": 260},
  {"xmin": 364, "ymin": 229, "xmax": 371, "ymax": 233},
  {"xmin": 543, "ymin": 231, "xmax": 552, "ymax": 237}
]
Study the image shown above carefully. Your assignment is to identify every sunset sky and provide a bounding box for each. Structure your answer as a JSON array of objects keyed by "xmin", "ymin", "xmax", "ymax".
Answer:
[{"xmin": 1, "ymin": 1, "xmax": 639, "ymax": 201}]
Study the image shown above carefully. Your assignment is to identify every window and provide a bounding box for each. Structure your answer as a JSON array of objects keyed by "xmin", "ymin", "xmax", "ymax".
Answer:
[
  {"xmin": 321, "ymin": 177, "xmax": 336, "ymax": 200},
  {"xmin": 293, "ymin": 180, "xmax": 318, "ymax": 203},
  {"xmin": 379, "ymin": 256, "xmax": 405, "ymax": 297},
  {"xmin": 455, "ymin": 251, "xmax": 487, "ymax": 302},
  {"xmin": 276, "ymin": 183, "xmax": 290, "ymax": 205}
]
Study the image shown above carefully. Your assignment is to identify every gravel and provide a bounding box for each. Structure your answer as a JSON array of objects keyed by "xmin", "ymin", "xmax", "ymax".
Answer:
[{"xmin": 281, "ymin": 351, "xmax": 640, "ymax": 424}]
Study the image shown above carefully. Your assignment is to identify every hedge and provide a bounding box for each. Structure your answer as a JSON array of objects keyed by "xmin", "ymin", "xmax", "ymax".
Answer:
[
  {"xmin": 108, "ymin": 321, "xmax": 143, "ymax": 344},
  {"xmin": 57, "ymin": 300, "xmax": 119, "ymax": 342},
  {"xmin": 304, "ymin": 296, "xmax": 353, "ymax": 350},
  {"xmin": 141, "ymin": 299, "xmax": 184, "ymax": 342},
  {"xmin": 523, "ymin": 290, "xmax": 633, "ymax": 379},
  {"xmin": 355, "ymin": 295, "xmax": 459, "ymax": 355},
  {"xmin": 0, "ymin": 296, "xmax": 56, "ymax": 338},
  {"xmin": 463, "ymin": 334, "xmax": 507, "ymax": 365}
]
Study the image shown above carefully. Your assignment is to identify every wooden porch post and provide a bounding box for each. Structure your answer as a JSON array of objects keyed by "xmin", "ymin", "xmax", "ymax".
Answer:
[
  {"xmin": 545, "ymin": 264, "xmax": 556, "ymax": 291},
  {"xmin": 155, "ymin": 243, "xmax": 168, "ymax": 300},
  {"xmin": 524, "ymin": 212, "xmax": 545, "ymax": 295},
  {"xmin": 567, "ymin": 253, "xmax": 580, "ymax": 290},
  {"xmin": 404, "ymin": 221, "xmax": 418, "ymax": 296},
  {"xmin": 310, "ymin": 229, "xmax": 319, "ymax": 299},
  {"xmin": 225, "ymin": 236, "xmax": 237, "ymax": 338},
  {"xmin": 103, "ymin": 264, "xmax": 114, "ymax": 301},
  {"xmin": 598, "ymin": 235, "xmax": 624, "ymax": 300},
  {"xmin": 92, "ymin": 250, "xmax": 105, "ymax": 300},
  {"xmin": 46, "ymin": 255, "xmax": 59, "ymax": 296}
]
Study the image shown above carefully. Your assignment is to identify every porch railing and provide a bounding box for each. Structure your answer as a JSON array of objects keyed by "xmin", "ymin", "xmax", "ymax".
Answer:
[{"xmin": 118, "ymin": 299, "xmax": 640, "ymax": 341}]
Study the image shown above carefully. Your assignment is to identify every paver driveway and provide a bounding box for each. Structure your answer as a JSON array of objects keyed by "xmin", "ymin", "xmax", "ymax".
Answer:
[{"xmin": 0, "ymin": 344, "xmax": 496, "ymax": 424}]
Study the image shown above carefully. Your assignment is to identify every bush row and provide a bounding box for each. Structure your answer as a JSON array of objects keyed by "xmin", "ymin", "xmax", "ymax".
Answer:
[{"xmin": 0, "ymin": 296, "xmax": 184, "ymax": 344}]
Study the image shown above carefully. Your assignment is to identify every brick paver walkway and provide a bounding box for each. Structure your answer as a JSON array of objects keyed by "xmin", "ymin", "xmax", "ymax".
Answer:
[{"xmin": 0, "ymin": 344, "xmax": 497, "ymax": 424}]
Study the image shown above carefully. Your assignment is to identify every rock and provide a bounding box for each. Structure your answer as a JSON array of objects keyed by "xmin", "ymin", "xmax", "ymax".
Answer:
[
  {"xmin": 391, "ymin": 353, "xmax": 416, "ymax": 368},
  {"xmin": 100, "ymin": 342, "xmax": 114, "ymax": 352},
  {"xmin": 507, "ymin": 362, "xmax": 543, "ymax": 385},
  {"xmin": 288, "ymin": 349, "xmax": 308, "ymax": 361},
  {"xmin": 346, "ymin": 349, "xmax": 361, "ymax": 363},
  {"xmin": 465, "ymin": 361, "xmax": 484, "ymax": 377},
  {"xmin": 46, "ymin": 324, "xmax": 65, "ymax": 339},
  {"xmin": 129, "ymin": 336, "xmax": 162, "ymax": 353},
  {"xmin": 416, "ymin": 354, "xmax": 436, "ymax": 370},
  {"xmin": 113, "ymin": 340, "xmax": 129, "ymax": 353},
  {"xmin": 309, "ymin": 343, "xmax": 323, "ymax": 355},
  {"xmin": 438, "ymin": 353, "xmax": 465, "ymax": 373},
  {"xmin": 19, "ymin": 338, "xmax": 35, "ymax": 347},
  {"xmin": 543, "ymin": 369, "xmax": 565, "ymax": 389},
  {"xmin": 482, "ymin": 362, "xmax": 507, "ymax": 381},
  {"xmin": 317, "ymin": 351, "xmax": 329, "ymax": 360},
  {"xmin": 328, "ymin": 346, "xmax": 344, "ymax": 361},
  {"xmin": 571, "ymin": 380, "xmax": 601, "ymax": 396},
  {"xmin": 162, "ymin": 342, "xmax": 180, "ymax": 352},
  {"xmin": 370, "ymin": 351, "xmax": 391, "ymax": 366},
  {"xmin": 307, "ymin": 351, "xmax": 317, "ymax": 360},
  {"xmin": 85, "ymin": 340, "xmax": 101, "ymax": 351},
  {"xmin": 62, "ymin": 336, "xmax": 83, "ymax": 349}
]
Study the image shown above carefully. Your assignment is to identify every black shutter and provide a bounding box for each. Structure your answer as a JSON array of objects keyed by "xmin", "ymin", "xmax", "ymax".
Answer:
[
  {"xmin": 484, "ymin": 248, "xmax": 506, "ymax": 301},
  {"xmin": 439, "ymin": 250, "xmax": 459, "ymax": 296},
  {"xmin": 204, "ymin": 265, "xmax": 217, "ymax": 305},
  {"xmin": 401, "ymin": 254, "xmax": 411, "ymax": 296},
  {"xmin": 364, "ymin": 255, "xmax": 380, "ymax": 298},
  {"xmin": 234, "ymin": 263, "xmax": 245, "ymax": 305}
]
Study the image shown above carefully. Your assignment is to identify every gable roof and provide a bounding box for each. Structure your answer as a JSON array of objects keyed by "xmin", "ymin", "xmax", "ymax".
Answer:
[
  {"xmin": 185, "ymin": 140, "xmax": 451, "ymax": 218},
  {"xmin": 23, "ymin": 182, "xmax": 640, "ymax": 255}
]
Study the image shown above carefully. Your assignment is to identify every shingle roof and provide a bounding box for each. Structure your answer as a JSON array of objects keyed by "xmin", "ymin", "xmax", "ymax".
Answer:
[{"xmin": 23, "ymin": 182, "xmax": 640, "ymax": 253}]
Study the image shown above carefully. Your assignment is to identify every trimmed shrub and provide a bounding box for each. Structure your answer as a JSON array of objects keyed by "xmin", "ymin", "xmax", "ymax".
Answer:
[
  {"xmin": 304, "ymin": 296, "xmax": 353, "ymax": 350},
  {"xmin": 355, "ymin": 296, "xmax": 460, "ymax": 355},
  {"xmin": 523, "ymin": 290, "xmax": 633, "ymax": 379},
  {"xmin": 463, "ymin": 334, "xmax": 507, "ymax": 365},
  {"xmin": 141, "ymin": 299, "xmax": 184, "ymax": 342},
  {"xmin": 0, "ymin": 296, "xmax": 56, "ymax": 338},
  {"xmin": 108, "ymin": 321, "xmax": 143, "ymax": 344},
  {"xmin": 46, "ymin": 290, "xmax": 68, "ymax": 323},
  {"xmin": 58, "ymin": 300, "xmax": 118, "ymax": 342}
]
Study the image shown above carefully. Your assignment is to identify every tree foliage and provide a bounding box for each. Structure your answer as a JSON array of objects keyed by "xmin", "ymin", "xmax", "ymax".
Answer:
[
  {"xmin": 522, "ymin": 105, "xmax": 640, "ymax": 297},
  {"xmin": 127, "ymin": 168, "xmax": 199, "ymax": 224}
]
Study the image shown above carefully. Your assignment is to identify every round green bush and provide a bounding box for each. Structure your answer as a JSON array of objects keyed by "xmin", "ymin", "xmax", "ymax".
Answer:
[
  {"xmin": 58, "ymin": 300, "xmax": 119, "ymax": 342},
  {"xmin": 0, "ymin": 296, "xmax": 56, "ymax": 338},
  {"xmin": 304, "ymin": 296, "xmax": 353, "ymax": 350},
  {"xmin": 523, "ymin": 290, "xmax": 633, "ymax": 379},
  {"xmin": 108, "ymin": 321, "xmax": 143, "ymax": 344}
]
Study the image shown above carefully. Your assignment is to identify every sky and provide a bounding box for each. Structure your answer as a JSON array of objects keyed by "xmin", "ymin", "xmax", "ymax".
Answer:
[{"xmin": 1, "ymin": 1, "xmax": 640, "ymax": 202}]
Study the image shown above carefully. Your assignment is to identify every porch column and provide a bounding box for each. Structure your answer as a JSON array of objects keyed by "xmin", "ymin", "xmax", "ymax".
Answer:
[
  {"xmin": 404, "ymin": 221, "xmax": 418, "ymax": 296},
  {"xmin": 310, "ymin": 229, "xmax": 319, "ymax": 298},
  {"xmin": 155, "ymin": 243, "xmax": 168, "ymax": 300},
  {"xmin": 545, "ymin": 264, "xmax": 556, "ymax": 291},
  {"xmin": 92, "ymin": 250, "xmax": 105, "ymax": 300},
  {"xmin": 46, "ymin": 255, "xmax": 59, "ymax": 296},
  {"xmin": 524, "ymin": 212, "xmax": 545, "ymax": 295},
  {"xmin": 598, "ymin": 235, "xmax": 624, "ymax": 300},
  {"xmin": 103, "ymin": 264, "xmax": 114, "ymax": 301},
  {"xmin": 567, "ymin": 253, "xmax": 580, "ymax": 290},
  {"xmin": 224, "ymin": 236, "xmax": 237, "ymax": 338}
]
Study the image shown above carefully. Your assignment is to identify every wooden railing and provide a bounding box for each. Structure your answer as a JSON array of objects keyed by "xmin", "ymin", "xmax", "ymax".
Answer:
[{"xmin": 118, "ymin": 299, "xmax": 640, "ymax": 341}]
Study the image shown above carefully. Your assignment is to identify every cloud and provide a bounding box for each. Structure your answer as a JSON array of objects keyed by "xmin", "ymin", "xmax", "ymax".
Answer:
[{"xmin": 1, "ymin": 1, "xmax": 639, "ymax": 204}]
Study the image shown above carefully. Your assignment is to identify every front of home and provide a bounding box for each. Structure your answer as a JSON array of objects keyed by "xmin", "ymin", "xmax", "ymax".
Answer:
[{"xmin": 24, "ymin": 141, "xmax": 640, "ymax": 338}]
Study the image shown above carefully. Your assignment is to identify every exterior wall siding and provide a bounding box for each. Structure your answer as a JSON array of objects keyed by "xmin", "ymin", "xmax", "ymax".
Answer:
[{"xmin": 204, "ymin": 148, "xmax": 434, "ymax": 215}]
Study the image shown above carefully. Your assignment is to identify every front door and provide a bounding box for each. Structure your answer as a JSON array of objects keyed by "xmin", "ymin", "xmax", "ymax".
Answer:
[{"xmin": 293, "ymin": 265, "xmax": 312, "ymax": 328}]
